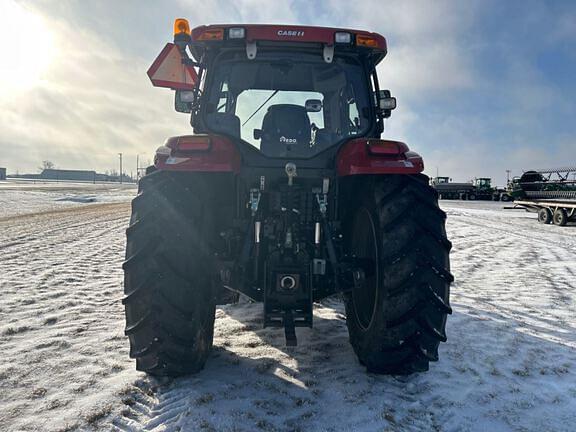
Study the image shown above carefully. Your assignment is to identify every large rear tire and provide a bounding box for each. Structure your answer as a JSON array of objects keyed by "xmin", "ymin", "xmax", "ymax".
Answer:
[
  {"xmin": 343, "ymin": 175, "xmax": 453, "ymax": 374},
  {"xmin": 123, "ymin": 170, "xmax": 231, "ymax": 376}
]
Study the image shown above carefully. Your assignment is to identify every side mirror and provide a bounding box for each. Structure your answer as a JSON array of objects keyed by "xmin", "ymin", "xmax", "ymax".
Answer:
[
  {"xmin": 305, "ymin": 99, "xmax": 322, "ymax": 112},
  {"xmin": 174, "ymin": 90, "xmax": 195, "ymax": 113},
  {"xmin": 377, "ymin": 90, "xmax": 396, "ymax": 118}
]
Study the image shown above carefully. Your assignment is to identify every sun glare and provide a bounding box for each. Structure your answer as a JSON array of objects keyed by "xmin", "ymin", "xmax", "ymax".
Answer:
[{"xmin": 0, "ymin": 1, "xmax": 55, "ymax": 93}]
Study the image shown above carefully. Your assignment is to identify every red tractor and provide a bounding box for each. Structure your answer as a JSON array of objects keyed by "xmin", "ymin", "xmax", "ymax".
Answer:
[{"xmin": 123, "ymin": 20, "xmax": 452, "ymax": 376}]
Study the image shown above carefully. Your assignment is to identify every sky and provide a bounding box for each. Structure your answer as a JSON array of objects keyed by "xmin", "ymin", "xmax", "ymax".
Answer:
[{"xmin": 0, "ymin": 0, "xmax": 575, "ymax": 184}]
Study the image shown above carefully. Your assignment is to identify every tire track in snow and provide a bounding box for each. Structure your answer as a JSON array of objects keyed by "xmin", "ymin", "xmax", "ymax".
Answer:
[
  {"xmin": 108, "ymin": 201, "xmax": 576, "ymax": 432},
  {"xmin": 2, "ymin": 195, "xmax": 575, "ymax": 431},
  {"xmin": 112, "ymin": 302, "xmax": 445, "ymax": 432},
  {"xmin": 445, "ymin": 205, "xmax": 576, "ymax": 249},
  {"xmin": 0, "ymin": 201, "xmax": 138, "ymax": 432},
  {"xmin": 445, "ymin": 203, "xmax": 576, "ymax": 347}
]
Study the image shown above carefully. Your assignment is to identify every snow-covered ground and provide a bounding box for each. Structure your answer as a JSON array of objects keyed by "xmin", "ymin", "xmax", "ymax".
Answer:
[
  {"xmin": 0, "ymin": 179, "xmax": 137, "ymax": 218},
  {"xmin": 0, "ymin": 188, "xmax": 575, "ymax": 432}
]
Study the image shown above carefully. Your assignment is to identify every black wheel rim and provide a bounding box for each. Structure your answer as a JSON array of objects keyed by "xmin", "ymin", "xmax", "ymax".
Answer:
[{"xmin": 351, "ymin": 208, "xmax": 378, "ymax": 330}]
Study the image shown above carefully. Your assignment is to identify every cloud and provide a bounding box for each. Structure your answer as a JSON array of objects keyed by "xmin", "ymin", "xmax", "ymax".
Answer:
[
  {"xmin": 329, "ymin": 0, "xmax": 480, "ymax": 97},
  {"xmin": 1, "ymin": 1, "xmax": 193, "ymax": 174},
  {"xmin": 0, "ymin": 0, "xmax": 574, "ymax": 185},
  {"xmin": 0, "ymin": 0, "xmax": 302, "ymax": 174}
]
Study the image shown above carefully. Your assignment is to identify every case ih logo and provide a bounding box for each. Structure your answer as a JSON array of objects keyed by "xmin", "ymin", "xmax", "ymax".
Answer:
[
  {"xmin": 277, "ymin": 30, "xmax": 305, "ymax": 37},
  {"xmin": 280, "ymin": 136, "xmax": 297, "ymax": 143}
]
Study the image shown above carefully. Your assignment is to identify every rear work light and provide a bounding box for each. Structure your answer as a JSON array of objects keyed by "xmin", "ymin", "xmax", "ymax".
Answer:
[
  {"xmin": 228, "ymin": 27, "xmax": 246, "ymax": 39},
  {"xmin": 167, "ymin": 136, "xmax": 212, "ymax": 153},
  {"xmin": 334, "ymin": 32, "xmax": 352, "ymax": 44},
  {"xmin": 379, "ymin": 97, "xmax": 397, "ymax": 110},
  {"xmin": 356, "ymin": 34, "xmax": 379, "ymax": 48},
  {"xmin": 367, "ymin": 140, "xmax": 408, "ymax": 156},
  {"xmin": 197, "ymin": 28, "xmax": 224, "ymax": 41}
]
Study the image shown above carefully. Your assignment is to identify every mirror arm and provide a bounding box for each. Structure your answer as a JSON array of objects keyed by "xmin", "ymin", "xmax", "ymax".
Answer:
[
  {"xmin": 182, "ymin": 57, "xmax": 201, "ymax": 67},
  {"xmin": 369, "ymin": 66, "xmax": 385, "ymax": 134},
  {"xmin": 189, "ymin": 53, "xmax": 207, "ymax": 129}
]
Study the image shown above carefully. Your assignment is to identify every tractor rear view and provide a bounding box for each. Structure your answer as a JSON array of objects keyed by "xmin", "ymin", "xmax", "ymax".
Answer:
[{"xmin": 122, "ymin": 21, "xmax": 452, "ymax": 376}]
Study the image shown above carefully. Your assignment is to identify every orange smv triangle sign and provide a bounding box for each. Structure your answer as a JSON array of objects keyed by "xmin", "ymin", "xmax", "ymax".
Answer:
[{"xmin": 147, "ymin": 43, "xmax": 198, "ymax": 90}]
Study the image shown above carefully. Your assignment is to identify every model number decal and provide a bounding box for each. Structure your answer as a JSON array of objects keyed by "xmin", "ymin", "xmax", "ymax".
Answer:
[{"xmin": 277, "ymin": 30, "xmax": 305, "ymax": 37}]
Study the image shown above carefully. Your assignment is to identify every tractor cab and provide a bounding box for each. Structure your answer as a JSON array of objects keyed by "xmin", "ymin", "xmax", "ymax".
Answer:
[
  {"xmin": 149, "ymin": 23, "xmax": 398, "ymax": 164},
  {"xmin": 474, "ymin": 177, "xmax": 492, "ymax": 190},
  {"xmin": 432, "ymin": 176, "xmax": 451, "ymax": 185}
]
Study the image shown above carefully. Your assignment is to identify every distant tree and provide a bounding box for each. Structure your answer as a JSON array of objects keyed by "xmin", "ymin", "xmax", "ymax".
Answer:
[{"xmin": 39, "ymin": 160, "xmax": 55, "ymax": 172}]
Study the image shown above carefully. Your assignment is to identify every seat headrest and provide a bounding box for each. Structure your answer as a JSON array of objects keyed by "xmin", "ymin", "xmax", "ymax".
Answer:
[{"xmin": 259, "ymin": 104, "xmax": 311, "ymax": 156}]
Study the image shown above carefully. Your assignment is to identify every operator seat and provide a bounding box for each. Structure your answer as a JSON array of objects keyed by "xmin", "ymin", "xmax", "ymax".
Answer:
[{"xmin": 258, "ymin": 104, "xmax": 311, "ymax": 157}]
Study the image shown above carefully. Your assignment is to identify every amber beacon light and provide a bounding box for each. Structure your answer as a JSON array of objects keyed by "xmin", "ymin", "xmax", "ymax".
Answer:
[{"xmin": 174, "ymin": 18, "xmax": 191, "ymax": 36}]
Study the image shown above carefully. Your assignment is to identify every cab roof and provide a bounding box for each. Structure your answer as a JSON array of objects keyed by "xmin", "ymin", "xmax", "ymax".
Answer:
[{"xmin": 190, "ymin": 24, "xmax": 387, "ymax": 64}]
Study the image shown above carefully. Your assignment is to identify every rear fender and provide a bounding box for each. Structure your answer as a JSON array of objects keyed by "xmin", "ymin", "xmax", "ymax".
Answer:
[
  {"xmin": 336, "ymin": 138, "xmax": 424, "ymax": 176},
  {"xmin": 154, "ymin": 135, "xmax": 241, "ymax": 173}
]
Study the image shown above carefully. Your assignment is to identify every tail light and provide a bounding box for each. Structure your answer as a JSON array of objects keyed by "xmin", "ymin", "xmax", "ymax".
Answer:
[
  {"xmin": 196, "ymin": 28, "xmax": 224, "ymax": 41},
  {"xmin": 166, "ymin": 135, "xmax": 211, "ymax": 154},
  {"xmin": 356, "ymin": 34, "xmax": 379, "ymax": 48},
  {"xmin": 337, "ymin": 138, "xmax": 423, "ymax": 176},
  {"xmin": 367, "ymin": 140, "xmax": 409, "ymax": 156},
  {"xmin": 155, "ymin": 135, "xmax": 241, "ymax": 173}
]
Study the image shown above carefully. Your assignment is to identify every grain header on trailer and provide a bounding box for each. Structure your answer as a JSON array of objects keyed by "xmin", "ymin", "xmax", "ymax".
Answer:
[{"xmin": 512, "ymin": 167, "xmax": 576, "ymax": 226}]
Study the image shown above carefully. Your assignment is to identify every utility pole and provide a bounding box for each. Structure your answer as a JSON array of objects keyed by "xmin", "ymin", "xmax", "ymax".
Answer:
[
  {"xmin": 118, "ymin": 153, "xmax": 123, "ymax": 184},
  {"xmin": 506, "ymin": 169, "xmax": 511, "ymax": 184},
  {"xmin": 136, "ymin": 154, "xmax": 139, "ymax": 181}
]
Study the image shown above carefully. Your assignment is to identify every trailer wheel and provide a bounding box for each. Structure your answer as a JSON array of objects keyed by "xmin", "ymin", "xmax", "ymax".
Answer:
[
  {"xmin": 553, "ymin": 208, "xmax": 568, "ymax": 226},
  {"xmin": 538, "ymin": 208, "xmax": 552, "ymax": 224},
  {"xmin": 468, "ymin": 193, "xmax": 476, "ymax": 201},
  {"xmin": 344, "ymin": 175, "xmax": 452, "ymax": 375}
]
